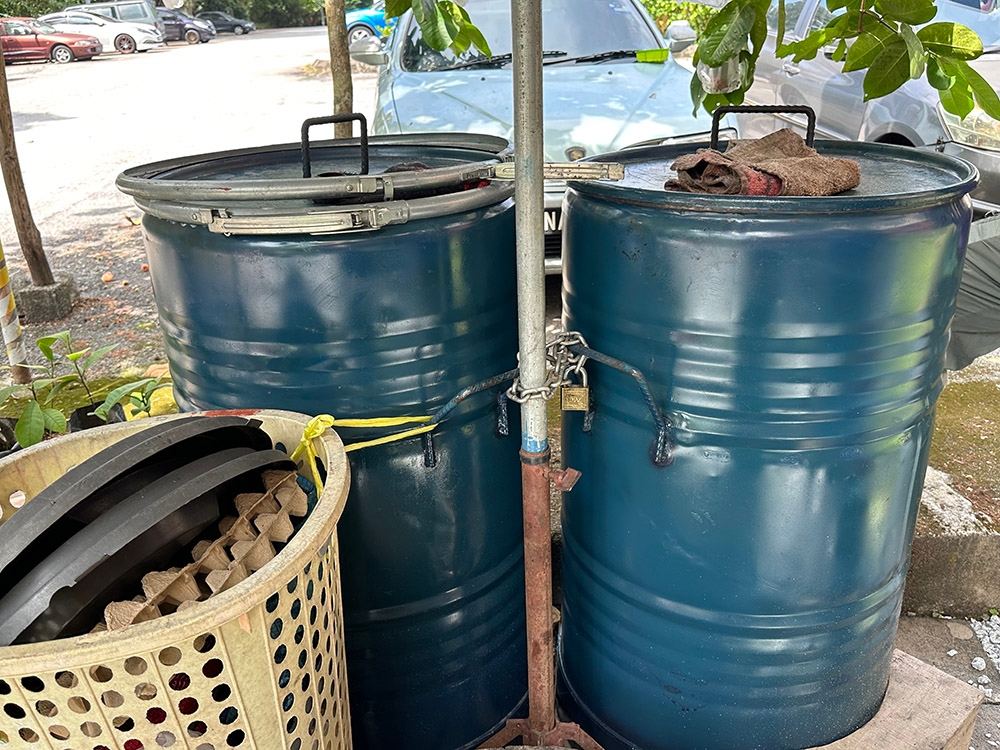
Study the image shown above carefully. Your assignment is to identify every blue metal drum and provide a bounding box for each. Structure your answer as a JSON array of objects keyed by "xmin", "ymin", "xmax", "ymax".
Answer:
[
  {"xmin": 558, "ymin": 141, "xmax": 977, "ymax": 749},
  {"xmin": 118, "ymin": 134, "xmax": 527, "ymax": 750}
]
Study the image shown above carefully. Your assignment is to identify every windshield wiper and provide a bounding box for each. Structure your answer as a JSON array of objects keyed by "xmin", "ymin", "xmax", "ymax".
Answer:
[
  {"xmin": 544, "ymin": 49, "xmax": 640, "ymax": 65},
  {"xmin": 436, "ymin": 50, "xmax": 566, "ymax": 71}
]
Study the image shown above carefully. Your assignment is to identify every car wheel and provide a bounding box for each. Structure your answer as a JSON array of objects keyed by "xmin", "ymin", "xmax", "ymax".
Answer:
[
  {"xmin": 184, "ymin": 29, "xmax": 199, "ymax": 44},
  {"xmin": 115, "ymin": 34, "xmax": 137, "ymax": 54},
  {"xmin": 348, "ymin": 25, "xmax": 374, "ymax": 44},
  {"xmin": 50, "ymin": 44, "xmax": 74, "ymax": 64},
  {"xmin": 876, "ymin": 133, "xmax": 915, "ymax": 147},
  {"xmin": 234, "ymin": 24, "xmax": 245, "ymax": 34}
]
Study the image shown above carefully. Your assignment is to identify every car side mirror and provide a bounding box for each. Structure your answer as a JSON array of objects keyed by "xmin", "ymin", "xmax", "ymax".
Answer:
[
  {"xmin": 350, "ymin": 37, "xmax": 389, "ymax": 66},
  {"xmin": 666, "ymin": 20, "xmax": 696, "ymax": 54}
]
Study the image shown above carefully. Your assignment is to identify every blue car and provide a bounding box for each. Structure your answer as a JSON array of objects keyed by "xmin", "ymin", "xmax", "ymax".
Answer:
[
  {"xmin": 352, "ymin": 0, "xmax": 728, "ymax": 272},
  {"xmin": 345, "ymin": 0, "xmax": 394, "ymax": 45}
]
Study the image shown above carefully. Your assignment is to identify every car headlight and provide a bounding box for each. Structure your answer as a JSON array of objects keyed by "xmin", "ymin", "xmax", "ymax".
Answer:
[
  {"xmin": 73, "ymin": 39, "xmax": 96, "ymax": 46},
  {"xmin": 940, "ymin": 105, "xmax": 1000, "ymax": 152}
]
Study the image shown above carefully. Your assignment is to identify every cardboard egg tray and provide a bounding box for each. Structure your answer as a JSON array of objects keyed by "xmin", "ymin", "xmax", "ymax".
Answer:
[{"xmin": 101, "ymin": 469, "xmax": 308, "ymax": 630}]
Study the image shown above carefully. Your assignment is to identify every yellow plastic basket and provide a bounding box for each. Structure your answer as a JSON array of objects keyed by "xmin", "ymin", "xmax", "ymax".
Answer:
[{"xmin": 0, "ymin": 410, "xmax": 351, "ymax": 750}]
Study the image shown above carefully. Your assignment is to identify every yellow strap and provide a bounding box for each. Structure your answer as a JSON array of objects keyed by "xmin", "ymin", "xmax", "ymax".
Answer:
[{"xmin": 290, "ymin": 414, "xmax": 438, "ymax": 492}]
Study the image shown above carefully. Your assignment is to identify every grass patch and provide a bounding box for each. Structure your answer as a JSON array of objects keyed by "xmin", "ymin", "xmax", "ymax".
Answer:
[
  {"xmin": 0, "ymin": 376, "xmax": 137, "ymax": 420},
  {"xmin": 926, "ymin": 379, "xmax": 1000, "ymax": 531}
]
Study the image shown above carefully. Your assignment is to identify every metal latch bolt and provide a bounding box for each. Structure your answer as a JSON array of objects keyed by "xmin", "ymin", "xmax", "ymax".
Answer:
[{"xmin": 491, "ymin": 162, "xmax": 625, "ymax": 182}]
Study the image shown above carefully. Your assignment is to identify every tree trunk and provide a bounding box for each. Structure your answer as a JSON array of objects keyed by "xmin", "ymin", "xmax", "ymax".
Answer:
[
  {"xmin": 0, "ymin": 59, "xmax": 54, "ymax": 287},
  {"xmin": 325, "ymin": 0, "xmax": 355, "ymax": 139}
]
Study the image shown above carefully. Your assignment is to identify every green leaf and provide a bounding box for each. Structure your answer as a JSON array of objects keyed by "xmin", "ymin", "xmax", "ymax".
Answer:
[
  {"xmin": 844, "ymin": 25, "xmax": 898, "ymax": 72},
  {"xmin": 35, "ymin": 331, "xmax": 71, "ymax": 361},
  {"xmin": 863, "ymin": 38, "xmax": 910, "ymax": 99},
  {"xmin": 776, "ymin": 0, "xmax": 786, "ymax": 49},
  {"xmin": 464, "ymin": 21, "xmax": 491, "ymax": 56},
  {"xmin": 66, "ymin": 348, "xmax": 89, "ymax": 362},
  {"xmin": 698, "ymin": 0, "xmax": 757, "ymax": 67},
  {"xmin": 41, "ymin": 374, "xmax": 81, "ymax": 406},
  {"xmin": 14, "ymin": 401, "xmax": 45, "ymax": 447},
  {"xmin": 0, "ymin": 384, "xmax": 28, "ymax": 403},
  {"xmin": 954, "ymin": 59, "xmax": 1000, "ymax": 121},
  {"xmin": 385, "ymin": 0, "xmax": 410, "ymax": 18},
  {"xmin": 830, "ymin": 10, "xmax": 884, "ymax": 40},
  {"xmin": 778, "ymin": 28, "xmax": 837, "ymax": 62},
  {"xmin": 750, "ymin": 0, "xmax": 769, "ymax": 54},
  {"xmin": 917, "ymin": 22, "xmax": 983, "ymax": 60},
  {"xmin": 80, "ymin": 344, "xmax": 117, "ymax": 373},
  {"xmin": 875, "ymin": 0, "xmax": 936, "ymax": 24},
  {"xmin": 30, "ymin": 376, "xmax": 66, "ymax": 391},
  {"xmin": 827, "ymin": 0, "xmax": 854, "ymax": 11},
  {"xmin": 41, "ymin": 408, "xmax": 67, "ymax": 434},
  {"xmin": 926, "ymin": 54, "xmax": 956, "ymax": 89},
  {"xmin": 437, "ymin": 0, "xmax": 462, "ymax": 43},
  {"xmin": 411, "ymin": 0, "xmax": 453, "ymax": 51},
  {"xmin": 94, "ymin": 378, "xmax": 157, "ymax": 421},
  {"xmin": 937, "ymin": 59, "xmax": 976, "ymax": 118},
  {"xmin": 690, "ymin": 57, "xmax": 707, "ymax": 116},
  {"xmin": 899, "ymin": 24, "xmax": 925, "ymax": 79}
]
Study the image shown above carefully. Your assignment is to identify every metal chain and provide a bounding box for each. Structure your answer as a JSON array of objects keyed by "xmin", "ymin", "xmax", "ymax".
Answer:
[{"xmin": 507, "ymin": 330, "xmax": 590, "ymax": 404}]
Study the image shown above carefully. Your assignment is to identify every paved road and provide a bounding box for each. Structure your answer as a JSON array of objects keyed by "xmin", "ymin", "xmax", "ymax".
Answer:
[{"xmin": 0, "ymin": 27, "xmax": 377, "ymax": 253}]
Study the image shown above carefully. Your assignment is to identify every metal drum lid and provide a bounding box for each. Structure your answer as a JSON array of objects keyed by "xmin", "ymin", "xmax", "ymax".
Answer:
[
  {"xmin": 116, "ymin": 128, "xmax": 515, "ymax": 236},
  {"xmin": 568, "ymin": 140, "xmax": 979, "ymax": 212}
]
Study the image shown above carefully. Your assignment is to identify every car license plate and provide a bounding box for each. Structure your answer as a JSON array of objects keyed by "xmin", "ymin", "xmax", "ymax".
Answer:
[{"xmin": 544, "ymin": 209, "xmax": 563, "ymax": 234}]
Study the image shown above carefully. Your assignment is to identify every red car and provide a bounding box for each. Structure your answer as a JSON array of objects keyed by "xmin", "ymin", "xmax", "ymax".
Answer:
[{"xmin": 1, "ymin": 17, "xmax": 102, "ymax": 64}]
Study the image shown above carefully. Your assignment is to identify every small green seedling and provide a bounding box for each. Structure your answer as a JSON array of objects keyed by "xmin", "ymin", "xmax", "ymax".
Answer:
[
  {"xmin": 0, "ymin": 367, "xmax": 72, "ymax": 447},
  {"xmin": 36, "ymin": 330, "xmax": 116, "ymax": 407},
  {"xmin": 94, "ymin": 376, "xmax": 172, "ymax": 421}
]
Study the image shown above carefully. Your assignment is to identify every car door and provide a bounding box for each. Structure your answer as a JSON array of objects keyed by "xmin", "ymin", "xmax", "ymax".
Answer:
[
  {"xmin": 774, "ymin": 3, "xmax": 867, "ymax": 140},
  {"xmin": 2, "ymin": 20, "xmax": 44, "ymax": 61},
  {"xmin": 59, "ymin": 14, "xmax": 109, "ymax": 47},
  {"xmin": 159, "ymin": 10, "xmax": 180, "ymax": 40},
  {"xmin": 0, "ymin": 21, "xmax": 20, "ymax": 62},
  {"xmin": 738, "ymin": 0, "xmax": 821, "ymax": 137}
]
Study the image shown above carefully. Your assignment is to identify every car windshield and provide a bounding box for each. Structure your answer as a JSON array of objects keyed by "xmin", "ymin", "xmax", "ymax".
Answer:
[
  {"xmin": 26, "ymin": 19, "xmax": 58, "ymax": 33},
  {"xmin": 399, "ymin": 0, "xmax": 659, "ymax": 72}
]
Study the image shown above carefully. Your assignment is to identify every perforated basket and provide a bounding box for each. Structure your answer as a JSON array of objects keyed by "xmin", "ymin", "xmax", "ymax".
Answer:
[{"xmin": 0, "ymin": 410, "xmax": 352, "ymax": 750}]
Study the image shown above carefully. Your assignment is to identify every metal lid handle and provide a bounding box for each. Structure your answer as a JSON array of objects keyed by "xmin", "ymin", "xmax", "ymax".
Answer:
[
  {"xmin": 710, "ymin": 105, "xmax": 816, "ymax": 150},
  {"xmin": 301, "ymin": 114, "xmax": 369, "ymax": 178}
]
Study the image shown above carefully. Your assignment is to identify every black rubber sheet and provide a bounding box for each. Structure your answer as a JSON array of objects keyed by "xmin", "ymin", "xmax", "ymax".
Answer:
[{"xmin": 948, "ymin": 216, "xmax": 1000, "ymax": 370}]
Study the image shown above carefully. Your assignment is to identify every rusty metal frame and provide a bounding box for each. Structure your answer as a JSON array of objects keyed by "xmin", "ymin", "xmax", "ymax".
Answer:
[{"xmin": 477, "ymin": 0, "xmax": 605, "ymax": 746}]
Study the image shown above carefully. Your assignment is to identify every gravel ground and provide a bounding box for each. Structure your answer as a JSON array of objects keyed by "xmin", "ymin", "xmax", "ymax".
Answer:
[{"xmin": 8, "ymin": 214, "xmax": 163, "ymax": 380}]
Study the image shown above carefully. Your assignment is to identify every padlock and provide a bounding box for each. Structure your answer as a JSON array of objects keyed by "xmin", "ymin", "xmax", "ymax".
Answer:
[{"xmin": 561, "ymin": 385, "xmax": 590, "ymax": 412}]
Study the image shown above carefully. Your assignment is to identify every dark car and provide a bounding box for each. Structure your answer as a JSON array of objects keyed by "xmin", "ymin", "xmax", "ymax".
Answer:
[
  {"xmin": 196, "ymin": 10, "xmax": 254, "ymax": 34},
  {"xmin": 1, "ymin": 17, "xmax": 101, "ymax": 63},
  {"xmin": 156, "ymin": 7, "xmax": 214, "ymax": 43}
]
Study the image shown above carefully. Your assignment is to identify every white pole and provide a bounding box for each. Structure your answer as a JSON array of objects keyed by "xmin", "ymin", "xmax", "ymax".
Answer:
[{"xmin": 0, "ymin": 240, "xmax": 30, "ymax": 385}]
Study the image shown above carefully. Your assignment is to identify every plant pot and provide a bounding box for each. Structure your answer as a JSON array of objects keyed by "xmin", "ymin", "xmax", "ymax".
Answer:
[
  {"xmin": 67, "ymin": 403, "xmax": 127, "ymax": 432},
  {"xmin": 67, "ymin": 406, "xmax": 102, "ymax": 432},
  {"xmin": 0, "ymin": 418, "xmax": 17, "ymax": 457}
]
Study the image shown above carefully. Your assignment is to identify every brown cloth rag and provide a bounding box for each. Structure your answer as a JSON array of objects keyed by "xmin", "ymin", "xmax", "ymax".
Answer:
[{"xmin": 665, "ymin": 128, "xmax": 861, "ymax": 196}]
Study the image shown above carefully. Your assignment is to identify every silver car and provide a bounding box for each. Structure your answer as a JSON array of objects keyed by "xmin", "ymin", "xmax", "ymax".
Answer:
[
  {"xmin": 734, "ymin": 0, "xmax": 1000, "ymax": 214},
  {"xmin": 353, "ymin": 0, "xmax": 728, "ymax": 272},
  {"xmin": 39, "ymin": 10, "xmax": 163, "ymax": 53}
]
